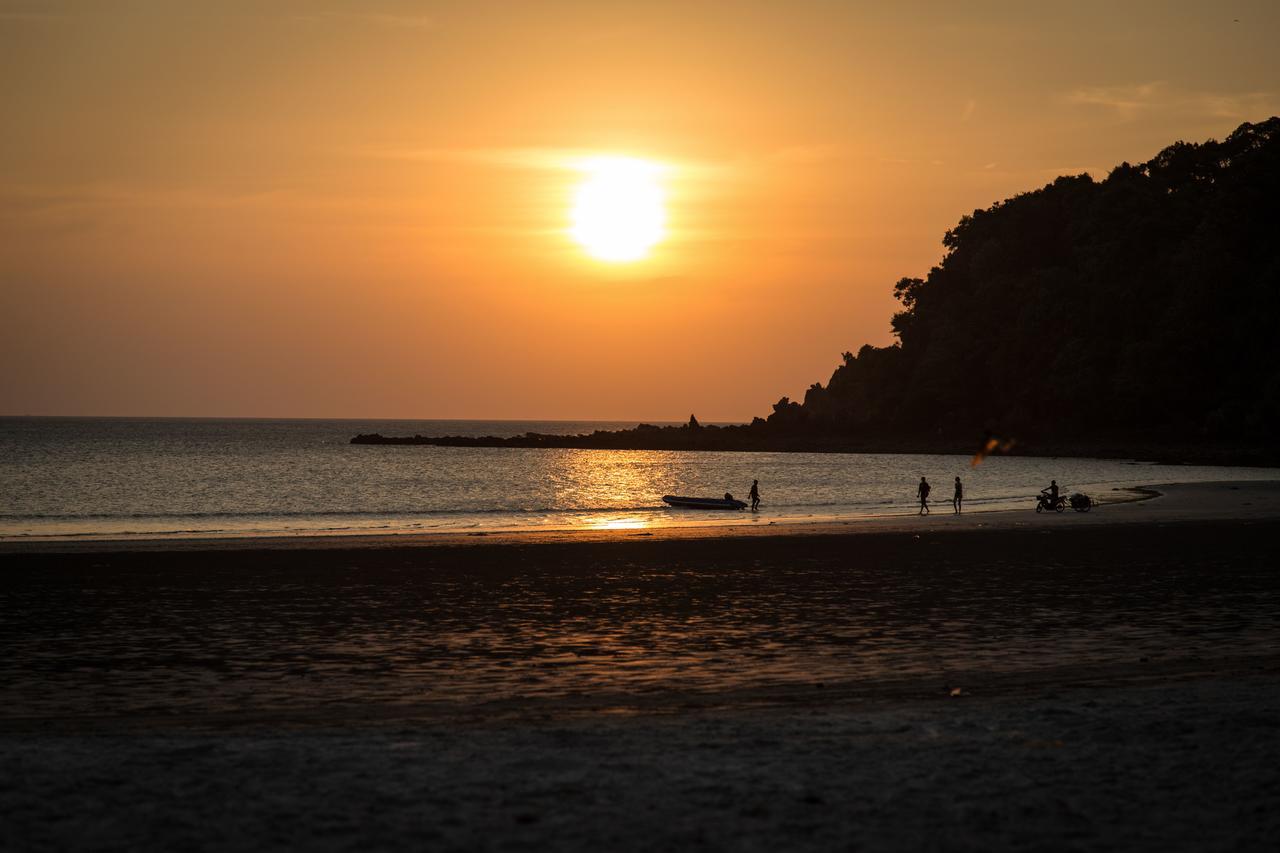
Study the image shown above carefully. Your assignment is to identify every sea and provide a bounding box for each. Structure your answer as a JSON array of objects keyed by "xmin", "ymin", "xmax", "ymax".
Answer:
[{"xmin": 3, "ymin": 416, "xmax": 1278, "ymax": 541}]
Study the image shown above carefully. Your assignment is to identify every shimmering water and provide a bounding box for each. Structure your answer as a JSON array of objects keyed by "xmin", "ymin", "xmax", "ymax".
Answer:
[{"xmin": 2, "ymin": 417, "xmax": 1277, "ymax": 539}]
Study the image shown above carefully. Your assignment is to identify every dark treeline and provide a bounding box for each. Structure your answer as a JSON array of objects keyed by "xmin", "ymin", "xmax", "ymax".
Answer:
[
  {"xmin": 356, "ymin": 119, "xmax": 1280, "ymax": 461},
  {"xmin": 800, "ymin": 116, "xmax": 1280, "ymax": 442}
]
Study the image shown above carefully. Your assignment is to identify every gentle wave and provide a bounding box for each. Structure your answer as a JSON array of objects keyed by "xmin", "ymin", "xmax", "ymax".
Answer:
[
  {"xmin": 0, "ymin": 495, "xmax": 1035, "ymax": 523},
  {"xmin": 4, "ymin": 417, "xmax": 1279, "ymax": 540}
]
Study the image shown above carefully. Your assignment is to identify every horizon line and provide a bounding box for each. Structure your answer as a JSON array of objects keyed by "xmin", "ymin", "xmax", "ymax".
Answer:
[{"xmin": 0, "ymin": 413, "xmax": 753, "ymax": 424}]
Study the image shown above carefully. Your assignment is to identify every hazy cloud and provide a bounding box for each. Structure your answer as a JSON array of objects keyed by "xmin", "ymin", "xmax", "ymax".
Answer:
[
  {"xmin": 762, "ymin": 144, "xmax": 847, "ymax": 165},
  {"xmin": 369, "ymin": 145, "xmax": 740, "ymax": 181},
  {"xmin": 1066, "ymin": 82, "xmax": 1164, "ymax": 117},
  {"xmin": 1065, "ymin": 82, "xmax": 1279, "ymax": 121},
  {"xmin": 0, "ymin": 9, "xmax": 72, "ymax": 23},
  {"xmin": 295, "ymin": 10, "xmax": 434, "ymax": 29},
  {"xmin": 376, "ymin": 147, "xmax": 586, "ymax": 171},
  {"xmin": 0, "ymin": 183, "xmax": 306, "ymax": 229}
]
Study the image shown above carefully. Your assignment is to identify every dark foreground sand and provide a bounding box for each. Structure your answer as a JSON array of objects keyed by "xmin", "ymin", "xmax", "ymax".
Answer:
[
  {"xmin": 5, "ymin": 671, "xmax": 1279, "ymax": 852},
  {"xmin": 3, "ymin": 483, "xmax": 1280, "ymax": 850}
]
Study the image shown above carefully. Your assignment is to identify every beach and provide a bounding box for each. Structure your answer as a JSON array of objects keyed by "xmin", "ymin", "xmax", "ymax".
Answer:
[
  {"xmin": 8, "ymin": 6, "xmax": 1280, "ymax": 850},
  {"xmin": 4, "ymin": 482, "xmax": 1280, "ymax": 850}
]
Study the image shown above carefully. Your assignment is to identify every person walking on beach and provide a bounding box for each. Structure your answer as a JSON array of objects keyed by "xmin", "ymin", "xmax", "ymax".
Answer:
[
  {"xmin": 917, "ymin": 476, "xmax": 931, "ymax": 515},
  {"xmin": 749, "ymin": 479, "xmax": 761, "ymax": 511},
  {"xmin": 953, "ymin": 476, "xmax": 963, "ymax": 514}
]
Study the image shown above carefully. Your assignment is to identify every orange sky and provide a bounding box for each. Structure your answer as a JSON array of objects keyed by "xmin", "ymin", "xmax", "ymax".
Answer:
[{"xmin": 3, "ymin": 1, "xmax": 1278, "ymax": 420}]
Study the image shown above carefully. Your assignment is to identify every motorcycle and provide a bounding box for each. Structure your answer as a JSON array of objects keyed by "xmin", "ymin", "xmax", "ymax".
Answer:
[
  {"xmin": 1036, "ymin": 491, "xmax": 1096, "ymax": 513},
  {"xmin": 1035, "ymin": 492, "xmax": 1066, "ymax": 513}
]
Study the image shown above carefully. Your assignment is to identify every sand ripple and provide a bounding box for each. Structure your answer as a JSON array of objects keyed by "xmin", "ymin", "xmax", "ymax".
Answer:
[{"xmin": 4, "ymin": 524, "xmax": 1279, "ymax": 721}]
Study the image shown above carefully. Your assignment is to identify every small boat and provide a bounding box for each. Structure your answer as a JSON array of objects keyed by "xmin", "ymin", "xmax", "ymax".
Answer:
[{"xmin": 662, "ymin": 495, "xmax": 748, "ymax": 510}]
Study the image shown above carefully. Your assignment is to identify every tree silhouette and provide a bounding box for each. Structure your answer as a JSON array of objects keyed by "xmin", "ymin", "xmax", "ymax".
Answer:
[{"xmin": 773, "ymin": 117, "xmax": 1280, "ymax": 442}]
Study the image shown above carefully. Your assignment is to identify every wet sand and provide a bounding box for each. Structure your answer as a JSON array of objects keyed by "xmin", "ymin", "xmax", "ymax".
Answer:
[
  {"xmin": 4, "ymin": 482, "xmax": 1280, "ymax": 850},
  {"xmin": 5, "ymin": 478, "xmax": 1279, "ymax": 553},
  {"xmin": 6, "ymin": 673, "xmax": 1278, "ymax": 851}
]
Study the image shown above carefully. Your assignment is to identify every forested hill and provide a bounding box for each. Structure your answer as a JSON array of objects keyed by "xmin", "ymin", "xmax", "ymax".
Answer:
[
  {"xmin": 356, "ymin": 119, "xmax": 1280, "ymax": 459},
  {"xmin": 789, "ymin": 117, "xmax": 1280, "ymax": 445}
]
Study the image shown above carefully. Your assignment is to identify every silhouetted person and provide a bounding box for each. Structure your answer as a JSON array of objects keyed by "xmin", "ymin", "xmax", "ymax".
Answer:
[
  {"xmin": 1040, "ymin": 479, "xmax": 1059, "ymax": 508},
  {"xmin": 917, "ymin": 476, "xmax": 931, "ymax": 515},
  {"xmin": 953, "ymin": 476, "xmax": 963, "ymax": 514},
  {"xmin": 749, "ymin": 479, "xmax": 760, "ymax": 511},
  {"xmin": 724, "ymin": 492, "xmax": 734, "ymax": 502}
]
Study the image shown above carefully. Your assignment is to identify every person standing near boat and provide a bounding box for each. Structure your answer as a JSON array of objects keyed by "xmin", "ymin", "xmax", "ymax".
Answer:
[
  {"xmin": 953, "ymin": 476, "xmax": 963, "ymax": 514},
  {"xmin": 917, "ymin": 476, "xmax": 931, "ymax": 515},
  {"xmin": 749, "ymin": 479, "xmax": 760, "ymax": 511}
]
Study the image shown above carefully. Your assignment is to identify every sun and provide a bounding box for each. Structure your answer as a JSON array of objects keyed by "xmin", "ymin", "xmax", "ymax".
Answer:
[{"xmin": 570, "ymin": 157, "xmax": 666, "ymax": 262}]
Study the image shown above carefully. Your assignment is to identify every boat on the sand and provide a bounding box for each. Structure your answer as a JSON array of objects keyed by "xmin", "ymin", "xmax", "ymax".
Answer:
[{"xmin": 662, "ymin": 495, "xmax": 748, "ymax": 510}]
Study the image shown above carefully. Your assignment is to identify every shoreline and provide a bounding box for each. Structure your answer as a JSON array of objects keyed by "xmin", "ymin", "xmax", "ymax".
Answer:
[
  {"xmin": 4, "ymin": 480, "xmax": 1277, "ymax": 554},
  {"xmin": 8, "ymin": 488, "xmax": 1280, "ymax": 849},
  {"xmin": 7, "ymin": 489, "xmax": 1280, "ymax": 726}
]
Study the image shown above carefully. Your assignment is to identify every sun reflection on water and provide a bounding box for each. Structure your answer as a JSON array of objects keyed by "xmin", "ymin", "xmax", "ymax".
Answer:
[
  {"xmin": 545, "ymin": 449, "xmax": 679, "ymax": 513},
  {"xmin": 586, "ymin": 516, "xmax": 651, "ymax": 531}
]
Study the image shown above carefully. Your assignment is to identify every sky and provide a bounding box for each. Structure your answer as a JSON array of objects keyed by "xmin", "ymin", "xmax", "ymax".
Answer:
[{"xmin": 2, "ymin": 0, "xmax": 1278, "ymax": 421}]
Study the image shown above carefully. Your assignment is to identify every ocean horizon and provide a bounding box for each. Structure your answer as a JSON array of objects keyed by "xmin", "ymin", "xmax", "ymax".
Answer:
[{"xmin": 4, "ymin": 416, "xmax": 1278, "ymax": 541}]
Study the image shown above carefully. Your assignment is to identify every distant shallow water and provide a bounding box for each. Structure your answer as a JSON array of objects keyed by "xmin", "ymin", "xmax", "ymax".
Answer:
[{"xmin": 2, "ymin": 417, "xmax": 1278, "ymax": 540}]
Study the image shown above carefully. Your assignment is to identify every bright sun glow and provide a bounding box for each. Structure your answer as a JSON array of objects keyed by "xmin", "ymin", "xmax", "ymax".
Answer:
[{"xmin": 570, "ymin": 157, "xmax": 666, "ymax": 262}]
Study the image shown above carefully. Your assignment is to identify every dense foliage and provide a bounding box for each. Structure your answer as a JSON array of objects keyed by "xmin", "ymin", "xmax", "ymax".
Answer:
[{"xmin": 782, "ymin": 118, "xmax": 1280, "ymax": 442}]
